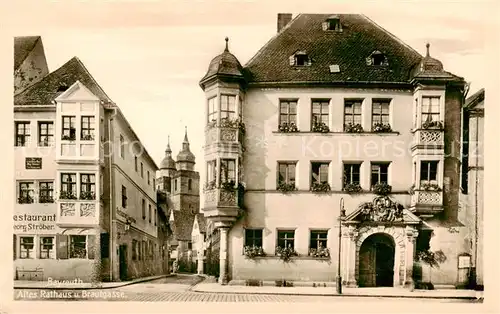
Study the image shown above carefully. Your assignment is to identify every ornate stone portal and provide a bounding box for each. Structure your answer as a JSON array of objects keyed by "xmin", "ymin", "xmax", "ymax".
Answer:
[{"xmin": 342, "ymin": 196, "xmax": 421, "ymax": 288}]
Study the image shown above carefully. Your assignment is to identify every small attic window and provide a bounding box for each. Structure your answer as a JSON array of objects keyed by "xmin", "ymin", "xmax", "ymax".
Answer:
[
  {"xmin": 367, "ymin": 51, "xmax": 389, "ymax": 66},
  {"xmin": 57, "ymin": 84, "xmax": 68, "ymax": 92},
  {"xmin": 322, "ymin": 15, "xmax": 342, "ymax": 32},
  {"xmin": 290, "ymin": 51, "xmax": 311, "ymax": 67}
]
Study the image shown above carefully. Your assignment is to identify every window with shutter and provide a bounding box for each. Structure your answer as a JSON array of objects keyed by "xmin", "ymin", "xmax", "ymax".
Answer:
[
  {"xmin": 13, "ymin": 234, "xmax": 17, "ymax": 260},
  {"xmin": 87, "ymin": 235, "xmax": 96, "ymax": 259},
  {"xmin": 56, "ymin": 234, "xmax": 69, "ymax": 259}
]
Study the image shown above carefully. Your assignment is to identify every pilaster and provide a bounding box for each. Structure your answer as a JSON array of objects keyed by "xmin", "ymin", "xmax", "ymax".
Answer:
[
  {"xmin": 404, "ymin": 226, "xmax": 419, "ymax": 288},
  {"xmin": 219, "ymin": 227, "xmax": 229, "ymax": 285},
  {"xmin": 346, "ymin": 226, "xmax": 358, "ymax": 287}
]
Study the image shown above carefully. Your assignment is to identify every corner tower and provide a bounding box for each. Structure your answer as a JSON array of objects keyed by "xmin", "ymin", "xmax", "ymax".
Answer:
[{"xmin": 199, "ymin": 38, "xmax": 246, "ymax": 284}]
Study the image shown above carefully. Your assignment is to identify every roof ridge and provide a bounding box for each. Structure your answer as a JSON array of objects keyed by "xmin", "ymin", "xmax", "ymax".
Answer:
[
  {"xmin": 72, "ymin": 56, "xmax": 114, "ymax": 103},
  {"xmin": 244, "ymin": 13, "xmax": 302, "ymax": 67},
  {"xmin": 360, "ymin": 14, "xmax": 423, "ymax": 59}
]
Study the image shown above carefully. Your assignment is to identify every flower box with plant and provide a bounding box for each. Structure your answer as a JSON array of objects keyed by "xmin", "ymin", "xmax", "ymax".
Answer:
[
  {"xmin": 278, "ymin": 122, "xmax": 299, "ymax": 133},
  {"xmin": 81, "ymin": 134, "xmax": 94, "ymax": 141},
  {"xmin": 59, "ymin": 190, "xmax": 77, "ymax": 200},
  {"xmin": 344, "ymin": 123, "xmax": 364, "ymax": 133},
  {"xmin": 244, "ymin": 245, "xmax": 265, "ymax": 258},
  {"xmin": 61, "ymin": 134, "xmax": 76, "ymax": 141},
  {"xmin": 203, "ymin": 180, "xmax": 217, "ymax": 191},
  {"xmin": 311, "ymin": 119, "xmax": 330, "ymax": 133},
  {"xmin": 275, "ymin": 246, "xmax": 298, "ymax": 262},
  {"xmin": 343, "ymin": 182, "xmax": 362, "ymax": 194},
  {"xmin": 207, "ymin": 119, "xmax": 217, "ymax": 129},
  {"xmin": 372, "ymin": 182, "xmax": 392, "ymax": 195},
  {"xmin": 372, "ymin": 123, "xmax": 392, "ymax": 133},
  {"xmin": 18, "ymin": 195, "xmax": 34, "ymax": 204},
  {"xmin": 414, "ymin": 249, "xmax": 447, "ymax": 290},
  {"xmin": 39, "ymin": 195, "xmax": 54, "ymax": 203},
  {"xmin": 422, "ymin": 120, "xmax": 444, "ymax": 130},
  {"xmin": 310, "ymin": 182, "xmax": 331, "ymax": 193},
  {"xmin": 221, "ymin": 180, "xmax": 237, "ymax": 191},
  {"xmin": 309, "ymin": 247, "xmax": 330, "ymax": 258},
  {"xmin": 277, "ymin": 181, "xmax": 296, "ymax": 193},
  {"xmin": 80, "ymin": 191, "xmax": 96, "ymax": 200},
  {"xmin": 420, "ymin": 182, "xmax": 442, "ymax": 192}
]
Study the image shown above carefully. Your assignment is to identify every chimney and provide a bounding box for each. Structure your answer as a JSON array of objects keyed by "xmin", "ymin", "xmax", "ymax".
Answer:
[{"xmin": 277, "ymin": 13, "xmax": 292, "ymax": 32}]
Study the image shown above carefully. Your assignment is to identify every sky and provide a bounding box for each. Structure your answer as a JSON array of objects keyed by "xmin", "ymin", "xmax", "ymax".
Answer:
[{"xmin": 4, "ymin": 0, "xmax": 493, "ymax": 174}]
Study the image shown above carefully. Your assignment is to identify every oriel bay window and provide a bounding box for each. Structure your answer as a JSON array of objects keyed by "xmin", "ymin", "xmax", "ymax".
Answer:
[
  {"xmin": 245, "ymin": 229, "xmax": 263, "ymax": 248},
  {"xmin": 279, "ymin": 100, "xmax": 298, "ymax": 127},
  {"xmin": 81, "ymin": 116, "xmax": 95, "ymax": 140},
  {"xmin": 60, "ymin": 173, "xmax": 77, "ymax": 199},
  {"xmin": 420, "ymin": 161, "xmax": 438, "ymax": 186},
  {"xmin": 38, "ymin": 122, "xmax": 54, "ymax": 146},
  {"xmin": 371, "ymin": 163, "xmax": 389, "ymax": 187},
  {"xmin": 15, "ymin": 121, "xmax": 30, "ymax": 147},
  {"xmin": 422, "ymin": 96, "xmax": 440, "ymax": 124},
  {"xmin": 277, "ymin": 230, "xmax": 295, "ymax": 251},
  {"xmin": 220, "ymin": 94, "xmax": 236, "ymax": 120},
  {"xmin": 39, "ymin": 181, "xmax": 54, "ymax": 203},
  {"xmin": 62, "ymin": 116, "xmax": 76, "ymax": 140},
  {"xmin": 207, "ymin": 97, "xmax": 217, "ymax": 123},
  {"xmin": 344, "ymin": 100, "xmax": 362, "ymax": 129},
  {"xmin": 80, "ymin": 174, "xmax": 96, "ymax": 200},
  {"xmin": 18, "ymin": 182, "xmax": 34, "ymax": 204},
  {"xmin": 343, "ymin": 163, "xmax": 361, "ymax": 187},
  {"xmin": 19, "ymin": 236, "xmax": 34, "ymax": 259},
  {"xmin": 39, "ymin": 236, "xmax": 55, "ymax": 259},
  {"xmin": 220, "ymin": 159, "xmax": 236, "ymax": 184}
]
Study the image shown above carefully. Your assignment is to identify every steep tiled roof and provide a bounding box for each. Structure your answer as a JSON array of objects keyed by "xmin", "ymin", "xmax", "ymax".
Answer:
[
  {"xmin": 14, "ymin": 56, "xmax": 112, "ymax": 106},
  {"xmin": 195, "ymin": 214, "xmax": 207, "ymax": 234},
  {"xmin": 465, "ymin": 88, "xmax": 485, "ymax": 109},
  {"xmin": 199, "ymin": 38, "xmax": 245, "ymax": 88},
  {"xmin": 244, "ymin": 14, "xmax": 425, "ymax": 84},
  {"xmin": 14, "ymin": 36, "xmax": 40, "ymax": 71},
  {"xmin": 170, "ymin": 209, "xmax": 197, "ymax": 241}
]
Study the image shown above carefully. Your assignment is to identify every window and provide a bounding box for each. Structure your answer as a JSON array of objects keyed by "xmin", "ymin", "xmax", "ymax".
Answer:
[
  {"xmin": 207, "ymin": 97, "xmax": 217, "ymax": 123},
  {"xmin": 244, "ymin": 229, "xmax": 263, "ymax": 247},
  {"xmin": 278, "ymin": 162, "xmax": 296, "ymax": 185},
  {"xmin": 153, "ymin": 178, "xmax": 156, "ymax": 191},
  {"xmin": 15, "ymin": 122, "xmax": 30, "ymax": 146},
  {"xmin": 154, "ymin": 208, "xmax": 157, "ymax": 226},
  {"xmin": 310, "ymin": 230, "xmax": 328, "ymax": 250},
  {"xmin": 370, "ymin": 51, "xmax": 388, "ymax": 66},
  {"xmin": 19, "ymin": 236, "xmax": 34, "ymax": 259},
  {"xmin": 147, "ymin": 171, "xmax": 150, "ymax": 185},
  {"xmin": 188, "ymin": 179, "xmax": 192, "ymax": 191},
  {"xmin": 39, "ymin": 181, "xmax": 54, "ymax": 203},
  {"xmin": 69, "ymin": 235, "xmax": 87, "ymax": 258},
  {"xmin": 311, "ymin": 162, "xmax": 329, "ymax": 185},
  {"xmin": 372, "ymin": 100, "xmax": 390, "ymax": 127},
  {"xmin": 344, "ymin": 100, "xmax": 362, "ymax": 129},
  {"xmin": 132, "ymin": 240, "xmax": 137, "ymax": 260},
  {"xmin": 142, "ymin": 199, "xmax": 146, "ymax": 219},
  {"xmin": 121, "ymin": 186, "xmax": 127, "ymax": 208},
  {"xmin": 311, "ymin": 100, "xmax": 329, "ymax": 128},
  {"xmin": 141, "ymin": 163, "xmax": 144, "ymax": 178},
  {"xmin": 38, "ymin": 122, "xmax": 54, "ymax": 146},
  {"xmin": 220, "ymin": 159, "xmax": 236, "ymax": 183},
  {"xmin": 220, "ymin": 95, "xmax": 236, "ymax": 120},
  {"xmin": 39, "ymin": 236, "xmax": 55, "ymax": 259},
  {"xmin": 420, "ymin": 161, "xmax": 438, "ymax": 185},
  {"xmin": 120, "ymin": 135, "xmax": 125, "ymax": 159},
  {"xmin": 277, "ymin": 230, "xmax": 295, "ymax": 250},
  {"xmin": 422, "ymin": 96, "xmax": 440, "ymax": 124},
  {"xmin": 174, "ymin": 179, "xmax": 178, "ymax": 191},
  {"xmin": 62, "ymin": 116, "xmax": 76, "ymax": 140},
  {"xmin": 323, "ymin": 16, "xmax": 341, "ymax": 31},
  {"xmin": 61, "ymin": 173, "xmax": 77, "ymax": 197},
  {"xmin": 371, "ymin": 163, "xmax": 389, "ymax": 187},
  {"xmin": 148, "ymin": 204, "xmax": 152, "ymax": 223},
  {"xmin": 81, "ymin": 116, "xmax": 95, "ymax": 140},
  {"xmin": 134, "ymin": 156, "xmax": 138, "ymax": 172},
  {"xmin": 279, "ymin": 100, "xmax": 298, "ymax": 126},
  {"xmin": 207, "ymin": 160, "xmax": 217, "ymax": 184},
  {"xmin": 343, "ymin": 163, "xmax": 361, "ymax": 186},
  {"xmin": 290, "ymin": 52, "xmax": 310, "ymax": 66},
  {"xmin": 18, "ymin": 182, "xmax": 34, "ymax": 204},
  {"xmin": 80, "ymin": 174, "xmax": 96, "ymax": 200},
  {"xmin": 188, "ymin": 242, "xmax": 192, "ymax": 250}
]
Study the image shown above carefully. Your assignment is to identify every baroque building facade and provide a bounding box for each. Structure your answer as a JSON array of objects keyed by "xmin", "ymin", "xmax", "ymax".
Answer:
[
  {"xmin": 13, "ymin": 36, "xmax": 167, "ymax": 282},
  {"xmin": 199, "ymin": 14, "xmax": 479, "ymax": 288}
]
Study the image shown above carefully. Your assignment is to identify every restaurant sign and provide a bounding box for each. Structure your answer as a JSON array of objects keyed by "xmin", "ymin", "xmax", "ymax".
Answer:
[
  {"xmin": 13, "ymin": 213, "xmax": 57, "ymax": 233},
  {"xmin": 25, "ymin": 157, "xmax": 42, "ymax": 170}
]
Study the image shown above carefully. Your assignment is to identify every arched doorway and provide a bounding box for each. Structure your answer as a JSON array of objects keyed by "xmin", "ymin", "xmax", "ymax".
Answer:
[{"xmin": 358, "ymin": 233, "xmax": 395, "ymax": 287}]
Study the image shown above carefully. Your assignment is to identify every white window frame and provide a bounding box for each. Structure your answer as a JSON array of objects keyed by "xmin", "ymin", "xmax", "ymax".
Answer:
[
  {"xmin": 18, "ymin": 235, "xmax": 36, "ymax": 259},
  {"xmin": 39, "ymin": 236, "xmax": 56, "ymax": 259}
]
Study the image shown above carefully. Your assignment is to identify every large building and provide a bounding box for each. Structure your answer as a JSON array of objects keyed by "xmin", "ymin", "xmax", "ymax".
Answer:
[
  {"xmin": 199, "ymin": 14, "xmax": 478, "ymax": 288},
  {"xmin": 13, "ymin": 36, "xmax": 166, "ymax": 282},
  {"xmin": 156, "ymin": 132, "xmax": 201, "ymax": 273}
]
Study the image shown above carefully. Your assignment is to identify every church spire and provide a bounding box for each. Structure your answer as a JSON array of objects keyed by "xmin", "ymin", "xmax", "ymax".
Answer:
[
  {"xmin": 177, "ymin": 126, "xmax": 195, "ymax": 165},
  {"xmin": 160, "ymin": 135, "xmax": 176, "ymax": 170},
  {"xmin": 165, "ymin": 135, "xmax": 172, "ymax": 153}
]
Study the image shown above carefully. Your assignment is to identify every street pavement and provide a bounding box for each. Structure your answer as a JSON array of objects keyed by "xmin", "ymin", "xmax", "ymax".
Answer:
[{"xmin": 13, "ymin": 274, "xmax": 480, "ymax": 303}]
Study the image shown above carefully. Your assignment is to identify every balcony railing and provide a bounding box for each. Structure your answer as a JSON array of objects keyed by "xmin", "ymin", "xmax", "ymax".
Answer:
[
  {"xmin": 410, "ymin": 190, "xmax": 443, "ymax": 208},
  {"xmin": 57, "ymin": 200, "xmax": 99, "ymax": 226},
  {"xmin": 204, "ymin": 187, "xmax": 244, "ymax": 208},
  {"xmin": 411, "ymin": 129, "xmax": 444, "ymax": 149},
  {"xmin": 205, "ymin": 119, "xmax": 245, "ymax": 146}
]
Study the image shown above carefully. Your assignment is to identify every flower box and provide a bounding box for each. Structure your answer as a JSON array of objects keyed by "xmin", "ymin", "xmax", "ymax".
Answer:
[
  {"xmin": 309, "ymin": 247, "xmax": 330, "ymax": 258},
  {"xmin": 372, "ymin": 182, "xmax": 392, "ymax": 195},
  {"xmin": 311, "ymin": 121, "xmax": 330, "ymax": 133},
  {"xmin": 343, "ymin": 183, "xmax": 362, "ymax": 193},
  {"xmin": 80, "ymin": 191, "xmax": 96, "ymax": 200},
  {"xmin": 39, "ymin": 195, "xmax": 54, "ymax": 203},
  {"xmin": 277, "ymin": 182, "xmax": 296, "ymax": 193},
  {"xmin": 420, "ymin": 182, "xmax": 442, "ymax": 191},
  {"xmin": 59, "ymin": 191, "xmax": 77, "ymax": 200},
  {"xmin": 275, "ymin": 246, "xmax": 298, "ymax": 262},
  {"xmin": 18, "ymin": 196, "xmax": 34, "ymax": 204},
  {"xmin": 422, "ymin": 120, "xmax": 444, "ymax": 130},
  {"xmin": 344, "ymin": 123, "xmax": 364, "ymax": 133},
  {"xmin": 310, "ymin": 182, "xmax": 331, "ymax": 193},
  {"xmin": 372, "ymin": 123, "xmax": 392, "ymax": 133},
  {"xmin": 244, "ymin": 245, "xmax": 265, "ymax": 258},
  {"xmin": 278, "ymin": 122, "xmax": 299, "ymax": 133}
]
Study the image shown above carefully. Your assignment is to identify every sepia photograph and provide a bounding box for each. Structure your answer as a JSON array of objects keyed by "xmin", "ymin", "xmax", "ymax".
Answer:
[{"xmin": 3, "ymin": 0, "xmax": 496, "ymax": 312}]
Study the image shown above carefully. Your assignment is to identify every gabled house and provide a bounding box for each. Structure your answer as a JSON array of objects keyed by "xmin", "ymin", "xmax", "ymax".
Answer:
[{"xmin": 191, "ymin": 213, "xmax": 207, "ymax": 274}]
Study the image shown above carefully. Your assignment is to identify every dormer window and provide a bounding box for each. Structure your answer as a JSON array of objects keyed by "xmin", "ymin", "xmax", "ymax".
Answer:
[
  {"xmin": 322, "ymin": 15, "xmax": 342, "ymax": 32},
  {"xmin": 289, "ymin": 51, "xmax": 311, "ymax": 67},
  {"xmin": 367, "ymin": 51, "xmax": 388, "ymax": 66}
]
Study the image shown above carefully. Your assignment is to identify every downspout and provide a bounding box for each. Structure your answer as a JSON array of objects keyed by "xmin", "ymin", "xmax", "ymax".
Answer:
[
  {"xmin": 474, "ymin": 114, "xmax": 479, "ymax": 286},
  {"xmin": 108, "ymin": 108, "xmax": 117, "ymax": 281}
]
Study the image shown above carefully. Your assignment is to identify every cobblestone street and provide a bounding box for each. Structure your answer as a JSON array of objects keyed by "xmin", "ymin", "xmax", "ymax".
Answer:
[{"xmin": 13, "ymin": 274, "xmax": 477, "ymax": 303}]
